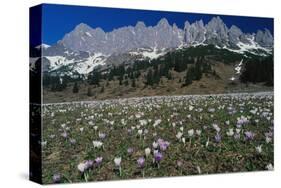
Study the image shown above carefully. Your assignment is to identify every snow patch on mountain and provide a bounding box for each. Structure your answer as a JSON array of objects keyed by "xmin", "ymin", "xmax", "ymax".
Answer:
[
  {"xmin": 45, "ymin": 53, "xmax": 107, "ymax": 74},
  {"xmin": 129, "ymin": 48, "xmax": 167, "ymax": 60},
  {"xmin": 36, "ymin": 43, "xmax": 51, "ymax": 49}
]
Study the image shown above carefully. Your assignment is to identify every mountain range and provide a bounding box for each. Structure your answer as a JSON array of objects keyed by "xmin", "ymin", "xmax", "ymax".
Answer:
[{"xmin": 32, "ymin": 16, "xmax": 273, "ymax": 75}]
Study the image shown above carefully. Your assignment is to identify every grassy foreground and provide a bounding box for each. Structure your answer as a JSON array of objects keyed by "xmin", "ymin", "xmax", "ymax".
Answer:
[{"xmin": 42, "ymin": 92, "xmax": 274, "ymax": 184}]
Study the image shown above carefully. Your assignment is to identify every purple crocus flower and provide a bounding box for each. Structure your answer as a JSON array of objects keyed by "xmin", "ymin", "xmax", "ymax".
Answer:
[
  {"xmin": 95, "ymin": 157, "xmax": 103, "ymax": 166},
  {"xmin": 157, "ymin": 138, "xmax": 170, "ymax": 151},
  {"xmin": 85, "ymin": 160, "xmax": 94, "ymax": 169},
  {"xmin": 245, "ymin": 131, "xmax": 254, "ymax": 140},
  {"xmin": 61, "ymin": 132, "xmax": 67, "ymax": 138},
  {"xmin": 154, "ymin": 152, "xmax": 163, "ymax": 163},
  {"xmin": 52, "ymin": 174, "xmax": 61, "ymax": 183},
  {"xmin": 137, "ymin": 157, "xmax": 145, "ymax": 168},
  {"xmin": 215, "ymin": 133, "xmax": 221, "ymax": 143}
]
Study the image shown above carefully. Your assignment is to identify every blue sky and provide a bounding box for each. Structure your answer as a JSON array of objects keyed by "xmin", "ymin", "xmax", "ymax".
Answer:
[{"xmin": 32, "ymin": 4, "xmax": 273, "ymax": 46}]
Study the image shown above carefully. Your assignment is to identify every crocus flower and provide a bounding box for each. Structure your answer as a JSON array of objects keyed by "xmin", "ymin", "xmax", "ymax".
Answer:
[
  {"xmin": 69, "ymin": 138, "xmax": 76, "ymax": 144},
  {"xmin": 61, "ymin": 124, "xmax": 66, "ymax": 129},
  {"xmin": 215, "ymin": 133, "xmax": 221, "ymax": 143},
  {"xmin": 266, "ymin": 136, "xmax": 272, "ymax": 143},
  {"xmin": 137, "ymin": 157, "xmax": 145, "ymax": 168},
  {"xmin": 140, "ymin": 119, "xmax": 148, "ymax": 126},
  {"xmin": 77, "ymin": 162, "xmax": 87, "ymax": 173},
  {"xmin": 266, "ymin": 163, "xmax": 274, "ymax": 170},
  {"xmin": 157, "ymin": 139, "xmax": 170, "ymax": 151},
  {"xmin": 98, "ymin": 132, "xmax": 106, "ymax": 139},
  {"xmin": 154, "ymin": 151, "xmax": 163, "ymax": 163},
  {"xmin": 93, "ymin": 141, "xmax": 103, "ymax": 149},
  {"xmin": 182, "ymin": 137, "xmax": 186, "ymax": 144},
  {"xmin": 95, "ymin": 157, "xmax": 103, "ymax": 166},
  {"xmin": 234, "ymin": 133, "xmax": 240, "ymax": 140},
  {"xmin": 138, "ymin": 129, "xmax": 143, "ymax": 136},
  {"xmin": 176, "ymin": 132, "xmax": 183, "ymax": 140},
  {"xmin": 114, "ymin": 157, "xmax": 122, "ymax": 167},
  {"xmin": 226, "ymin": 128, "xmax": 234, "ymax": 136},
  {"xmin": 212, "ymin": 124, "xmax": 221, "ymax": 132},
  {"xmin": 188, "ymin": 129, "xmax": 194, "ymax": 137},
  {"xmin": 61, "ymin": 132, "xmax": 67, "ymax": 138},
  {"xmin": 256, "ymin": 145, "xmax": 262, "ymax": 154},
  {"xmin": 127, "ymin": 147, "xmax": 134, "ymax": 155},
  {"xmin": 177, "ymin": 160, "xmax": 183, "ymax": 168},
  {"xmin": 196, "ymin": 166, "xmax": 201, "ymax": 174},
  {"xmin": 196, "ymin": 129, "xmax": 202, "ymax": 136},
  {"xmin": 153, "ymin": 119, "xmax": 162, "ymax": 127},
  {"xmin": 85, "ymin": 160, "xmax": 94, "ymax": 169},
  {"xmin": 152, "ymin": 141, "xmax": 158, "ymax": 149},
  {"xmin": 52, "ymin": 174, "xmax": 61, "ymax": 183},
  {"xmin": 145, "ymin": 148, "xmax": 151, "ymax": 157},
  {"xmin": 244, "ymin": 131, "xmax": 254, "ymax": 140}
]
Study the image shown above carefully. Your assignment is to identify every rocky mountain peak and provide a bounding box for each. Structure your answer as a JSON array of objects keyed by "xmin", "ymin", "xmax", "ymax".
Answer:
[
  {"xmin": 157, "ymin": 18, "xmax": 170, "ymax": 27},
  {"xmin": 255, "ymin": 29, "xmax": 273, "ymax": 47}
]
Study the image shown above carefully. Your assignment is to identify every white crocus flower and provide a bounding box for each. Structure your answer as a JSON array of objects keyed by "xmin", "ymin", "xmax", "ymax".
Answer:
[
  {"xmin": 226, "ymin": 128, "xmax": 234, "ymax": 136},
  {"xmin": 145, "ymin": 148, "xmax": 151, "ymax": 157},
  {"xmin": 153, "ymin": 119, "xmax": 162, "ymax": 127},
  {"xmin": 61, "ymin": 124, "xmax": 66, "ymax": 129},
  {"xmin": 256, "ymin": 145, "xmax": 262, "ymax": 153},
  {"xmin": 176, "ymin": 132, "xmax": 183, "ymax": 140},
  {"xmin": 153, "ymin": 141, "xmax": 158, "ymax": 149},
  {"xmin": 137, "ymin": 129, "xmax": 143, "ymax": 136},
  {"xmin": 188, "ymin": 129, "xmax": 194, "ymax": 137},
  {"xmin": 182, "ymin": 137, "xmax": 186, "ymax": 144},
  {"xmin": 93, "ymin": 141, "xmax": 103, "ymax": 149},
  {"xmin": 266, "ymin": 163, "xmax": 274, "ymax": 170},
  {"xmin": 266, "ymin": 136, "xmax": 272, "ymax": 143},
  {"xmin": 77, "ymin": 162, "xmax": 87, "ymax": 173},
  {"xmin": 212, "ymin": 124, "xmax": 221, "ymax": 132},
  {"xmin": 180, "ymin": 126, "xmax": 184, "ymax": 132},
  {"xmin": 114, "ymin": 157, "xmax": 122, "ymax": 167}
]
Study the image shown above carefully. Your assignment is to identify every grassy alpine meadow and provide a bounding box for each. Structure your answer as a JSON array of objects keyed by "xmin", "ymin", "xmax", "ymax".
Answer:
[{"xmin": 41, "ymin": 92, "xmax": 274, "ymax": 184}]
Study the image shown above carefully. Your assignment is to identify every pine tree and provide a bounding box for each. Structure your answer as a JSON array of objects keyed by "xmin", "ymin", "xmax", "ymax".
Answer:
[
  {"xmin": 183, "ymin": 68, "xmax": 193, "ymax": 86},
  {"xmin": 89, "ymin": 70, "xmax": 100, "ymax": 86},
  {"xmin": 124, "ymin": 79, "xmax": 129, "ymax": 86},
  {"xmin": 118, "ymin": 75, "xmax": 123, "ymax": 85},
  {"xmin": 100, "ymin": 86, "xmax": 104, "ymax": 93},
  {"xmin": 194, "ymin": 63, "xmax": 202, "ymax": 80},
  {"xmin": 167, "ymin": 71, "xmax": 172, "ymax": 80},
  {"xmin": 146, "ymin": 69, "xmax": 154, "ymax": 86},
  {"xmin": 72, "ymin": 82, "xmax": 79, "ymax": 93},
  {"xmin": 131, "ymin": 78, "xmax": 136, "ymax": 87},
  {"xmin": 87, "ymin": 87, "xmax": 93, "ymax": 97},
  {"xmin": 153, "ymin": 66, "xmax": 160, "ymax": 85}
]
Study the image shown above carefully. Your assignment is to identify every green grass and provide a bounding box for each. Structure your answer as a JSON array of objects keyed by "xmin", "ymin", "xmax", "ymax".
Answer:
[{"xmin": 42, "ymin": 93, "xmax": 274, "ymax": 184}]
